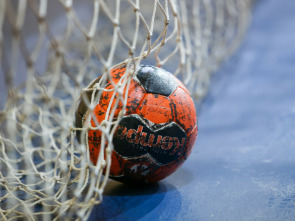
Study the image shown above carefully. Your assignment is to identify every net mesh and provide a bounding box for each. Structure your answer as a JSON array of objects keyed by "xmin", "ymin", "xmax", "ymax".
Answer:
[{"xmin": 0, "ymin": 0, "xmax": 252, "ymax": 220}]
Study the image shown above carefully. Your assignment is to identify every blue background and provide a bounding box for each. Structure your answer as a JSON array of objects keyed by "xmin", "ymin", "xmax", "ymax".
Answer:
[{"xmin": 90, "ymin": 0, "xmax": 295, "ymax": 220}]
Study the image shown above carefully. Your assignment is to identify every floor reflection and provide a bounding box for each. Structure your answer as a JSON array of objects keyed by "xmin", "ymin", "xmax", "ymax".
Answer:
[{"xmin": 90, "ymin": 179, "xmax": 182, "ymax": 220}]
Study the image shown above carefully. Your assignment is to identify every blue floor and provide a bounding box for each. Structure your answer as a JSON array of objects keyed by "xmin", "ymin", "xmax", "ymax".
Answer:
[{"xmin": 91, "ymin": 0, "xmax": 295, "ymax": 220}]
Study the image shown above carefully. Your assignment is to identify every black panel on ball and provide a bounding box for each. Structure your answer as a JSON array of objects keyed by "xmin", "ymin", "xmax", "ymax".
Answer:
[
  {"xmin": 113, "ymin": 114, "xmax": 187, "ymax": 165},
  {"xmin": 136, "ymin": 65, "xmax": 178, "ymax": 96}
]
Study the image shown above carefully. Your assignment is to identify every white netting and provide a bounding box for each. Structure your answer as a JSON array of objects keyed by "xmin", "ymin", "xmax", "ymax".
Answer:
[{"xmin": 0, "ymin": 0, "xmax": 252, "ymax": 220}]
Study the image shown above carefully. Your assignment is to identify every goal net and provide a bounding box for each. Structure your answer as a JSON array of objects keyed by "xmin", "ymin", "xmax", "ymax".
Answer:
[{"xmin": 0, "ymin": 0, "xmax": 252, "ymax": 220}]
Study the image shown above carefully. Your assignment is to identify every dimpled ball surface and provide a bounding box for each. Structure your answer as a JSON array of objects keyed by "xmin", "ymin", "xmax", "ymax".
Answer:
[{"xmin": 75, "ymin": 65, "xmax": 198, "ymax": 183}]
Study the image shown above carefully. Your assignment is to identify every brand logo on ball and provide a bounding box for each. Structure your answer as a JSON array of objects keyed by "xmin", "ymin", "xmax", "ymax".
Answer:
[{"xmin": 113, "ymin": 115, "xmax": 187, "ymax": 165}]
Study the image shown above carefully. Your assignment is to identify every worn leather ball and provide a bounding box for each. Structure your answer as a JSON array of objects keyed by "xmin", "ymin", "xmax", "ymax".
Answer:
[{"xmin": 75, "ymin": 65, "xmax": 197, "ymax": 183}]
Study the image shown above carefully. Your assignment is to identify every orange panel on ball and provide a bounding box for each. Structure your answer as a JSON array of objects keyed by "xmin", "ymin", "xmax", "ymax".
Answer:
[
  {"xmin": 170, "ymin": 87, "xmax": 197, "ymax": 134},
  {"xmin": 109, "ymin": 67, "xmax": 126, "ymax": 84},
  {"xmin": 138, "ymin": 94, "xmax": 173, "ymax": 124},
  {"xmin": 183, "ymin": 124, "xmax": 198, "ymax": 159},
  {"xmin": 87, "ymin": 104, "xmax": 106, "ymax": 164},
  {"xmin": 125, "ymin": 81, "xmax": 145, "ymax": 115},
  {"xmin": 174, "ymin": 77, "xmax": 190, "ymax": 94},
  {"xmin": 98, "ymin": 83, "xmax": 123, "ymax": 117},
  {"xmin": 99, "ymin": 79, "xmax": 145, "ymax": 118},
  {"xmin": 88, "ymin": 104, "xmax": 124, "ymax": 172}
]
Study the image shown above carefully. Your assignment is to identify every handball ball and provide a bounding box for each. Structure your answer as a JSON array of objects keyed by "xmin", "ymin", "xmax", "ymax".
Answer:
[{"xmin": 75, "ymin": 65, "xmax": 198, "ymax": 183}]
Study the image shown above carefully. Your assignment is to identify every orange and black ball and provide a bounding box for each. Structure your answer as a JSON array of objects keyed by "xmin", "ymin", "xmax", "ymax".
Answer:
[{"xmin": 75, "ymin": 65, "xmax": 198, "ymax": 183}]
